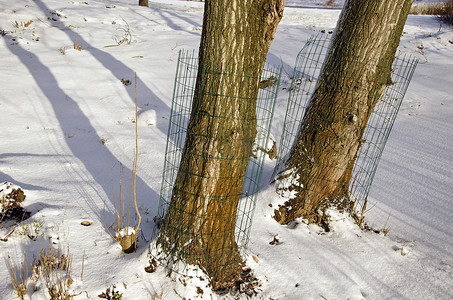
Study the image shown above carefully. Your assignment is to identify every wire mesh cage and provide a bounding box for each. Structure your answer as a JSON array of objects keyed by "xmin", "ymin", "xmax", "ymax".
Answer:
[
  {"xmin": 273, "ymin": 34, "xmax": 418, "ymax": 219},
  {"xmin": 349, "ymin": 55, "xmax": 418, "ymax": 214},
  {"xmin": 151, "ymin": 50, "xmax": 282, "ymax": 278}
]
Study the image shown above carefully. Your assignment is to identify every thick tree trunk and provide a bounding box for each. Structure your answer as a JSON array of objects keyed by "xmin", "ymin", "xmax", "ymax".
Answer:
[
  {"xmin": 158, "ymin": 0, "xmax": 284, "ymax": 290},
  {"xmin": 139, "ymin": 0, "xmax": 148, "ymax": 7},
  {"xmin": 274, "ymin": 0, "xmax": 412, "ymax": 225}
]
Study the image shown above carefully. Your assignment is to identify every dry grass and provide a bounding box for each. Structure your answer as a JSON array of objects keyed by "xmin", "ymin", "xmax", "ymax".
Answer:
[
  {"xmin": 105, "ymin": 163, "xmax": 138, "ymax": 253},
  {"xmin": 152, "ymin": 288, "xmax": 164, "ymax": 300},
  {"xmin": 73, "ymin": 41, "xmax": 82, "ymax": 51},
  {"xmin": 104, "ymin": 17, "xmax": 132, "ymax": 48},
  {"xmin": 411, "ymin": 2, "xmax": 445, "ymax": 15},
  {"xmin": 13, "ymin": 20, "xmax": 33, "ymax": 28},
  {"xmin": 33, "ymin": 247, "xmax": 74, "ymax": 300},
  {"xmin": 324, "ymin": 0, "xmax": 336, "ymax": 8},
  {"xmin": 411, "ymin": 0, "xmax": 453, "ymax": 25},
  {"xmin": 7, "ymin": 252, "xmax": 29, "ymax": 300}
]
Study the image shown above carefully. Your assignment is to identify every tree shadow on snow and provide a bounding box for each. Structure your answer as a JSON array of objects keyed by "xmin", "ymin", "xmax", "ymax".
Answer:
[
  {"xmin": 0, "ymin": 161, "xmax": 47, "ymax": 192},
  {"xmin": 32, "ymin": 0, "xmax": 171, "ymax": 137},
  {"xmin": 154, "ymin": 8, "xmax": 202, "ymax": 36},
  {"xmin": 3, "ymin": 31, "xmax": 159, "ymax": 241}
]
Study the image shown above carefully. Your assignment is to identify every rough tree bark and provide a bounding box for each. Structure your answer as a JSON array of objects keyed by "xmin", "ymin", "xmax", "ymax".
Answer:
[
  {"xmin": 158, "ymin": 0, "xmax": 284, "ymax": 290},
  {"xmin": 139, "ymin": 0, "xmax": 148, "ymax": 7},
  {"xmin": 273, "ymin": 0, "xmax": 413, "ymax": 225}
]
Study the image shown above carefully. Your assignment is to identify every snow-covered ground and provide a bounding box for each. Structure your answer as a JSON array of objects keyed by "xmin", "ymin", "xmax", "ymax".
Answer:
[{"xmin": 1, "ymin": 0, "xmax": 452, "ymax": 299}]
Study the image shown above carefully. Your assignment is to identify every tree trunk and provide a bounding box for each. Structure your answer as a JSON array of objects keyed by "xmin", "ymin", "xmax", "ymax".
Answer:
[
  {"xmin": 139, "ymin": 0, "xmax": 148, "ymax": 7},
  {"xmin": 158, "ymin": 0, "xmax": 284, "ymax": 290},
  {"xmin": 274, "ymin": 0, "xmax": 413, "ymax": 225}
]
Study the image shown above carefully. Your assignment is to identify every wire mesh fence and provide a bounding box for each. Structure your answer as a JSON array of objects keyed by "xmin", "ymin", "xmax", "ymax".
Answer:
[
  {"xmin": 349, "ymin": 55, "xmax": 418, "ymax": 215},
  {"xmin": 151, "ymin": 50, "xmax": 281, "ymax": 278},
  {"xmin": 273, "ymin": 34, "xmax": 418, "ymax": 219}
]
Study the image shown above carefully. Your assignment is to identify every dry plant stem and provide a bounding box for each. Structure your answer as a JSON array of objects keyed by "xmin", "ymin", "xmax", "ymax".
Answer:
[
  {"xmin": 119, "ymin": 166, "xmax": 125, "ymax": 234},
  {"xmin": 105, "ymin": 164, "xmax": 127, "ymax": 238},
  {"xmin": 0, "ymin": 225, "xmax": 16, "ymax": 242},
  {"xmin": 7, "ymin": 252, "xmax": 28, "ymax": 300},
  {"xmin": 80, "ymin": 253, "xmax": 85, "ymax": 280},
  {"xmin": 104, "ymin": 171, "xmax": 117, "ymax": 242},
  {"xmin": 35, "ymin": 247, "xmax": 73, "ymax": 300},
  {"xmin": 133, "ymin": 72, "xmax": 141, "ymax": 233},
  {"xmin": 73, "ymin": 41, "xmax": 82, "ymax": 51},
  {"xmin": 127, "ymin": 166, "xmax": 133, "ymax": 231}
]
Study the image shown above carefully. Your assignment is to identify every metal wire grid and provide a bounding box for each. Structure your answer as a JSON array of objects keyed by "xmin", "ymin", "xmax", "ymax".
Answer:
[
  {"xmin": 273, "ymin": 34, "xmax": 418, "ymax": 215},
  {"xmin": 350, "ymin": 55, "xmax": 418, "ymax": 213},
  {"xmin": 152, "ymin": 50, "xmax": 281, "ymax": 276}
]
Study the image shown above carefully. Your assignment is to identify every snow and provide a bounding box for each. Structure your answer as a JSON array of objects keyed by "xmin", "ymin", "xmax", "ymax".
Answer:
[
  {"xmin": 138, "ymin": 109, "xmax": 157, "ymax": 126},
  {"xmin": 116, "ymin": 227, "xmax": 136, "ymax": 238},
  {"xmin": 1, "ymin": 0, "xmax": 452, "ymax": 299}
]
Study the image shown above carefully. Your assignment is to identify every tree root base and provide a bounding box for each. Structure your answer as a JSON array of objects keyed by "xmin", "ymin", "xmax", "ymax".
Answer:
[{"xmin": 214, "ymin": 268, "xmax": 261, "ymax": 297}]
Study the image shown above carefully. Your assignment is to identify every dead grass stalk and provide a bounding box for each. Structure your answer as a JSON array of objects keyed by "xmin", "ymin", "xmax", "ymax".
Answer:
[
  {"xmin": 104, "ymin": 73, "xmax": 141, "ymax": 253},
  {"xmin": 33, "ymin": 247, "xmax": 73, "ymax": 300},
  {"xmin": 7, "ymin": 252, "xmax": 29, "ymax": 300}
]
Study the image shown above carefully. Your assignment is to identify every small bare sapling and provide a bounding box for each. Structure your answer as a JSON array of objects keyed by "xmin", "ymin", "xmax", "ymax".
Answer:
[{"xmin": 104, "ymin": 73, "xmax": 142, "ymax": 253}]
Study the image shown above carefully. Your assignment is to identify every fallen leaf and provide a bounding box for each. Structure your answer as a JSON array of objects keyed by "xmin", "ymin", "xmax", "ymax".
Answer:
[{"xmin": 81, "ymin": 220, "xmax": 92, "ymax": 226}]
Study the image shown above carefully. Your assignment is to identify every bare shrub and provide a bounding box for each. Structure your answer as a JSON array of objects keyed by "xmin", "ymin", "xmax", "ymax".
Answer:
[
  {"xmin": 440, "ymin": 0, "xmax": 453, "ymax": 25},
  {"xmin": 411, "ymin": 2, "xmax": 445, "ymax": 15},
  {"xmin": 1, "ymin": 182, "xmax": 26, "ymax": 211},
  {"xmin": 1, "ymin": 182, "xmax": 30, "ymax": 224},
  {"xmin": 411, "ymin": 0, "xmax": 453, "ymax": 25}
]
